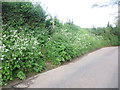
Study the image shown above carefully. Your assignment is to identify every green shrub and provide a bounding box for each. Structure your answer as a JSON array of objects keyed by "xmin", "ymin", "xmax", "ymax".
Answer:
[
  {"xmin": 1, "ymin": 27, "xmax": 45, "ymax": 85},
  {"xmin": 17, "ymin": 71, "xmax": 26, "ymax": 80},
  {"xmin": 45, "ymin": 28, "xmax": 106, "ymax": 65}
]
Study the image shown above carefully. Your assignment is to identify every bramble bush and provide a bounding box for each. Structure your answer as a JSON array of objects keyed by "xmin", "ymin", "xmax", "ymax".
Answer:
[{"xmin": 1, "ymin": 27, "xmax": 45, "ymax": 85}]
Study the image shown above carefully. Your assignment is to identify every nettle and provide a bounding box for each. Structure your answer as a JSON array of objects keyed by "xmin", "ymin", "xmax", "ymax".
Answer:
[{"xmin": 1, "ymin": 28, "xmax": 45, "ymax": 85}]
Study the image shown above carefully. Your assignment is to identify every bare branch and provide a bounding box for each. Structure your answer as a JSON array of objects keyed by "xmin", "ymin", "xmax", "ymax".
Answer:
[{"xmin": 92, "ymin": 0, "xmax": 119, "ymax": 8}]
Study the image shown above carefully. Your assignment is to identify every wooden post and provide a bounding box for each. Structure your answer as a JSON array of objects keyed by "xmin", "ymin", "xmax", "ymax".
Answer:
[{"xmin": 52, "ymin": 18, "xmax": 55, "ymax": 28}]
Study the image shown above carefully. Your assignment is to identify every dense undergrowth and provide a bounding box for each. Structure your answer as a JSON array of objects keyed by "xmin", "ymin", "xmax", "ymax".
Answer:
[{"xmin": 0, "ymin": 2, "xmax": 119, "ymax": 86}]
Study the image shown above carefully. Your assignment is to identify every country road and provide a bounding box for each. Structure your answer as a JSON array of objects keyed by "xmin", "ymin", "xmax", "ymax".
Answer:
[{"xmin": 13, "ymin": 47, "xmax": 118, "ymax": 88}]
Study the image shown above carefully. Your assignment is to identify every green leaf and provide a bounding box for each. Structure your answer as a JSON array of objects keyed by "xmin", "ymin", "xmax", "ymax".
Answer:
[{"xmin": 17, "ymin": 71, "xmax": 26, "ymax": 80}]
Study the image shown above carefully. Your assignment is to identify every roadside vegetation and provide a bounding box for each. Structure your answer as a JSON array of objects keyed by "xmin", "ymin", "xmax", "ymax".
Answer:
[{"xmin": 1, "ymin": 2, "xmax": 119, "ymax": 86}]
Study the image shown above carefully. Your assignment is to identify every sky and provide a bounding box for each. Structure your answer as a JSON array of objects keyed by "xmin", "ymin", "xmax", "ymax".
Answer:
[{"xmin": 32, "ymin": 0, "xmax": 118, "ymax": 28}]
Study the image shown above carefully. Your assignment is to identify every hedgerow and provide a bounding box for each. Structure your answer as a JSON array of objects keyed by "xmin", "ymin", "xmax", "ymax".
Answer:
[{"xmin": 1, "ymin": 2, "xmax": 119, "ymax": 86}]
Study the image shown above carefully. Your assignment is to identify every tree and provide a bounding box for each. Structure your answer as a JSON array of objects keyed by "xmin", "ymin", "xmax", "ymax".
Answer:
[
  {"xmin": 2, "ymin": 2, "xmax": 47, "ymax": 28},
  {"xmin": 92, "ymin": 0, "xmax": 119, "ymax": 8},
  {"xmin": 66, "ymin": 19, "xmax": 74, "ymax": 25}
]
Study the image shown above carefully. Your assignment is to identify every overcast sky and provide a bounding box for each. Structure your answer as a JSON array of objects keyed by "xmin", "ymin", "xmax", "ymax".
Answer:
[{"xmin": 33, "ymin": 0, "xmax": 117, "ymax": 28}]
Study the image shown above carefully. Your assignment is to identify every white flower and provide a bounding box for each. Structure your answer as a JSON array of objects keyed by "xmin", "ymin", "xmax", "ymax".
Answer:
[
  {"xmin": 1, "ymin": 58, "xmax": 4, "ymax": 60},
  {"xmin": 32, "ymin": 47, "xmax": 35, "ymax": 49},
  {"xmin": 1, "ymin": 55, "xmax": 5, "ymax": 57},
  {"xmin": 3, "ymin": 35, "xmax": 6, "ymax": 37},
  {"xmin": 24, "ymin": 38, "xmax": 27, "ymax": 41},
  {"xmin": 12, "ymin": 54, "xmax": 15, "ymax": 57},
  {"xmin": 5, "ymin": 49, "xmax": 9, "ymax": 52}
]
